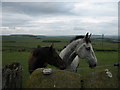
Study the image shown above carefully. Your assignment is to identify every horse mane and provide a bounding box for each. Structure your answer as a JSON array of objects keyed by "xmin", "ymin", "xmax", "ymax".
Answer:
[
  {"xmin": 69, "ymin": 35, "xmax": 85, "ymax": 43},
  {"xmin": 70, "ymin": 35, "xmax": 91, "ymax": 44},
  {"xmin": 63, "ymin": 35, "xmax": 84, "ymax": 49}
]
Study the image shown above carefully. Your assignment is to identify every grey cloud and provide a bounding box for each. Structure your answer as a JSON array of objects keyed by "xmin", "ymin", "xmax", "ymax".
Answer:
[
  {"xmin": 2, "ymin": 2, "xmax": 74, "ymax": 16},
  {"xmin": 1, "ymin": 2, "xmax": 118, "ymax": 35},
  {"xmin": 2, "ymin": 12, "xmax": 33, "ymax": 27},
  {"xmin": 2, "ymin": 2, "xmax": 75, "ymax": 27},
  {"xmin": 73, "ymin": 26, "xmax": 85, "ymax": 31}
]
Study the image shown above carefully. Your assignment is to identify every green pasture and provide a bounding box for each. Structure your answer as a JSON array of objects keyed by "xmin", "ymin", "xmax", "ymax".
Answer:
[
  {"xmin": 2, "ymin": 36, "xmax": 118, "ymax": 51},
  {"xmin": 2, "ymin": 36, "xmax": 69, "ymax": 51},
  {"xmin": 2, "ymin": 36, "xmax": 119, "ymax": 88}
]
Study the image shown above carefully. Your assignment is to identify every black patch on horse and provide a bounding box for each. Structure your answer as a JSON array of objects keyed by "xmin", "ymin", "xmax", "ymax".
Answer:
[
  {"xmin": 63, "ymin": 35, "xmax": 85, "ymax": 49},
  {"xmin": 69, "ymin": 35, "xmax": 85, "ymax": 43}
]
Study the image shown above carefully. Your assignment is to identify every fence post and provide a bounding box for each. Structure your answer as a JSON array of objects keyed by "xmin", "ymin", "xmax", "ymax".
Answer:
[
  {"xmin": 101, "ymin": 34, "xmax": 104, "ymax": 50},
  {"xmin": 81, "ymin": 80, "xmax": 84, "ymax": 88},
  {"xmin": 118, "ymin": 63, "xmax": 120, "ymax": 88},
  {"xmin": 118, "ymin": 2, "xmax": 120, "ymax": 89},
  {"xmin": 2, "ymin": 62, "xmax": 22, "ymax": 89}
]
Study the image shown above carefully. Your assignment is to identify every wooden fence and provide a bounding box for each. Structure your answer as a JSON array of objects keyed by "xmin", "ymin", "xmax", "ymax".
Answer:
[{"xmin": 2, "ymin": 62, "xmax": 22, "ymax": 89}]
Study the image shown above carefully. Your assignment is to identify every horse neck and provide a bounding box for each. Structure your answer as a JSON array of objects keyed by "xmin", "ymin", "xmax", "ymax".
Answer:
[
  {"xmin": 67, "ymin": 39, "xmax": 84, "ymax": 53},
  {"xmin": 60, "ymin": 39, "xmax": 83, "ymax": 62}
]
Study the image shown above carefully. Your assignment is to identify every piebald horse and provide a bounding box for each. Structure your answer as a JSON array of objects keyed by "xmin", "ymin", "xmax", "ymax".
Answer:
[{"xmin": 59, "ymin": 33, "xmax": 97, "ymax": 72}]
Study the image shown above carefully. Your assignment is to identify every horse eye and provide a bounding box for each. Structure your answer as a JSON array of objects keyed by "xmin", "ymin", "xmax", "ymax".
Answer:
[{"xmin": 86, "ymin": 47, "xmax": 90, "ymax": 50}]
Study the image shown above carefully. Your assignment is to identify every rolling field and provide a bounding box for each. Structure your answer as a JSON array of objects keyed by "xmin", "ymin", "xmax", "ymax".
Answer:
[{"xmin": 2, "ymin": 35, "xmax": 119, "ymax": 88}]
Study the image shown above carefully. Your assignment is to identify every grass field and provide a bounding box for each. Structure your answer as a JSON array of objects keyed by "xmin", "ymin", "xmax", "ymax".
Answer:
[{"xmin": 2, "ymin": 35, "xmax": 119, "ymax": 88}]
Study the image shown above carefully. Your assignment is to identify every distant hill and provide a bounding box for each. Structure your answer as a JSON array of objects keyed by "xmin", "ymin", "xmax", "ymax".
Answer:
[
  {"xmin": 49, "ymin": 35, "xmax": 118, "ymax": 40},
  {"xmin": 2, "ymin": 34, "xmax": 118, "ymax": 40},
  {"xmin": 91, "ymin": 35, "xmax": 118, "ymax": 40},
  {"xmin": 10, "ymin": 34, "xmax": 37, "ymax": 37},
  {"xmin": 36, "ymin": 35, "xmax": 46, "ymax": 37}
]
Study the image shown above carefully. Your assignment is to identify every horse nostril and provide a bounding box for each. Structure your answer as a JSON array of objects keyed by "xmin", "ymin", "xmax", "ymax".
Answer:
[
  {"xmin": 89, "ymin": 65, "xmax": 92, "ymax": 68},
  {"xmin": 60, "ymin": 67, "xmax": 65, "ymax": 70},
  {"xmin": 94, "ymin": 64, "xmax": 96, "ymax": 67},
  {"xmin": 60, "ymin": 65, "xmax": 66, "ymax": 70},
  {"xmin": 89, "ymin": 64, "xmax": 96, "ymax": 68}
]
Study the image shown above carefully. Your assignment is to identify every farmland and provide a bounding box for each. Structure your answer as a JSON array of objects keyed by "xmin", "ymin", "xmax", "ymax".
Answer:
[{"xmin": 2, "ymin": 35, "xmax": 119, "ymax": 88}]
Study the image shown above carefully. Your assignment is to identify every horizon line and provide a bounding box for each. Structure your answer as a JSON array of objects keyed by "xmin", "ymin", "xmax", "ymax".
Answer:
[{"xmin": 0, "ymin": 34, "xmax": 119, "ymax": 36}]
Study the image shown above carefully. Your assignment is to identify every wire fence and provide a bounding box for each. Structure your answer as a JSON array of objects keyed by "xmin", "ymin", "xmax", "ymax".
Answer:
[
  {"xmin": 2, "ymin": 62, "xmax": 120, "ymax": 88},
  {"xmin": 2, "ymin": 62, "xmax": 119, "ymax": 74},
  {"xmin": 26, "ymin": 63, "xmax": 117, "ymax": 72}
]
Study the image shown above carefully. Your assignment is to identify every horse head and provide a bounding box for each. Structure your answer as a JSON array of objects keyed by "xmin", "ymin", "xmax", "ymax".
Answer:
[
  {"xmin": 76, "ymin": 33, "xmax": 97, "ymax": 68},
  {"xmin": 46, "ymin": 44, "xmax": 66, "ymax": 70}
]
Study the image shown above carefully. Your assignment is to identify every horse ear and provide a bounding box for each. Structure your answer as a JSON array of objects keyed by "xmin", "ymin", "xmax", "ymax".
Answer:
[
  {"xmin": 49, "ymin": 43, "xmax": 54, "ymax": 51},
  {"xmin": 84, "ymin": 32, "xmax": 89, "ymax": 43},
  {"xmin": 88, "ymin": 33, "xmax": 92, "ymax": 39}
]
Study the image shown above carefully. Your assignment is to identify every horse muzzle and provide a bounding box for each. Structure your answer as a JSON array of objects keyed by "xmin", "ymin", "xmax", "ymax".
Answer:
[
  {"xmin": 59, "ymin": 64, "xmax": 67, "ymax": 70},
  {"xmin": 89, "ymin": 64, "xmax": 96, "ymax": 68}
]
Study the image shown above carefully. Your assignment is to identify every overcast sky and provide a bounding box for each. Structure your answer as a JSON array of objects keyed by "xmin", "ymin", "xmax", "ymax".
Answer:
[{"xmin": 1, "ymin": 0, "xmax": 119, "ymax": 35}]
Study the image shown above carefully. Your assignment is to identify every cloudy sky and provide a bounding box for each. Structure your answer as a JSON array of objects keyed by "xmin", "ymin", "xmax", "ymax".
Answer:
[{"xmin": 1, "ymin": 0, "xmax": 119, "ymax": 35}]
